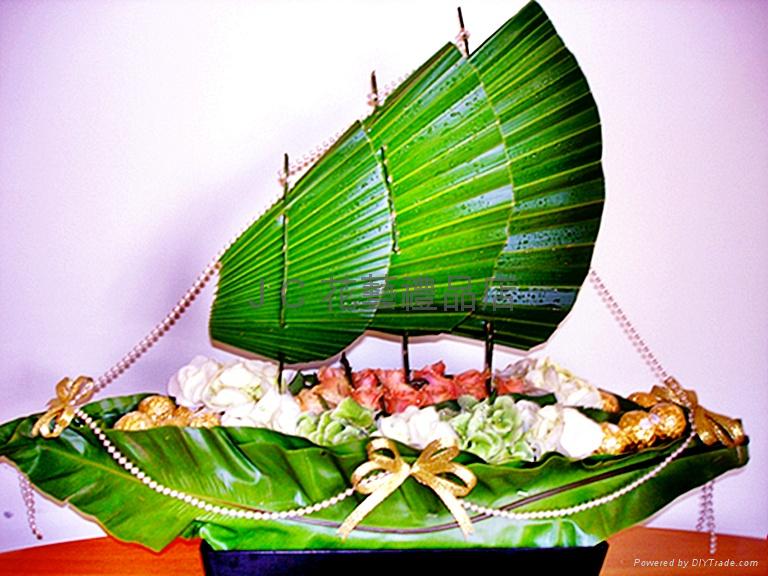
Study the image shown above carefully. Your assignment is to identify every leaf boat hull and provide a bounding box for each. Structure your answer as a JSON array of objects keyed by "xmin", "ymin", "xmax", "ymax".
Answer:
[{"xmin": 0, "ymin": 394, "xmax": 749, "ymax": 552}]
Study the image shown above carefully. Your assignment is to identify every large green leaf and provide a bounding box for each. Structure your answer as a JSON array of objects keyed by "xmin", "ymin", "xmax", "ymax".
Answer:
[
  {"xmin": 208, "ymin": 1, "xmax": 605, "ymax": 363},
  {"xmin": 363, "ymin": 43, "xmax": 513, "ymax": 335},
  {"xmin": 0, "ymin": 396, "xmax": 747, "ymax": 551},
  {"xmin": 211, "ymin": 123, "xmax": 393, "ymax": 362},
  {"xmin": 455, "ymin": 1, "xmax": 605, "ymax": 347}
]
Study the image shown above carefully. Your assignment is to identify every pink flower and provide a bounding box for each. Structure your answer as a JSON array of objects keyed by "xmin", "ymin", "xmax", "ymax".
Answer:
[
  {"xmin": 454, "ymin": 369, "xmax": 490, "ymax": 400},
  {"xmin": 377, "ymin": 369, "xmax": 423, "ymax": 413},
  {"xmin": 494, "ymin": 375, "xmax": 525, "ymax": 395},
  {"xmin": 351, "ymin": 369, "xmax": 383, "ymax": 411},
  {"xmin": 315, "ymin": 366, "xmax": 352, "ymax": 406},
  {"xmin": 297, "ymin": 367, "xmax": 352, "ymax": 413},
  {"xmin": 413, "ymin": 362, "xmax": 459, "ymax": 405},
  {"xmin": 493, "ymin": 360, "xmax": 535, "ymax": 396},
  {"xmin": 296, "ymin": 388, "xmax": 325, "ymax": 414}
]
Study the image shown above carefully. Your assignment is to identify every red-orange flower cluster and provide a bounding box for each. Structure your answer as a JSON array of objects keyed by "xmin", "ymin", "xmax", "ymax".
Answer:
[{"xmin": 296, "ymin": 362, "xmax": 491, "ymax": 414}]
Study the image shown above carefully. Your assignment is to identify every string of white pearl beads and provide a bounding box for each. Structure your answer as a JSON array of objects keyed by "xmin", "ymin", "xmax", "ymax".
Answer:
[
  {"xmin": 74, "ymin": 408, "xmax": 354, "ymax": 521},
  {"xmin": 588, "ymin": 269, "xmax": 669, "ymax": 382},
  {"xmin": 93, "ymin": 258, "xmax": 221, "ymax": 393},
  {"xmin": 379, "ymin": 71, "xmax": 414, "ymax": 103},
  {"xmin": 18, "ymin": 474, "xmax": 44, "ymax": 540},
  {"xmin": 697, "ymin": 480, "xmax": 718, "ymax": 555},
  {"xmin": 277, "ymin": 130, "xmax": 345, "ymax": 187},
  {"xmin": 92, "ymin": 197, "xmax": 280, "ymax": 396},
  {"xmin": 16, "ymin": 201, "xmax": 288, "ymax": 540}
]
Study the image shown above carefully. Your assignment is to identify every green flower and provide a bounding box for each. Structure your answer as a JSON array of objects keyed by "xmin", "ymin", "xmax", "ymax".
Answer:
[
  {"xmin": 296, "ymin": 398, "xmax": 375, "ymax": 445},
  {"xmin": 450, "ymin": 396, "xmax": 532, "ymax": 464}
]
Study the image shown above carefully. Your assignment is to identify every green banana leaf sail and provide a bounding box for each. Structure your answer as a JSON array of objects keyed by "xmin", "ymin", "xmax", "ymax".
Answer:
[
  {"xmin": 209, "ymin": 1, "xmax": 605, "ymax": 363},
  {"xmin": 0, "ymin": 395, "xmax": 748, "ymax": 551}
]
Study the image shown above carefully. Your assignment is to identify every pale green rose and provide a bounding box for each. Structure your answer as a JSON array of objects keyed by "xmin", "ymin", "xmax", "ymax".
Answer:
[
  {"xmin": 450, "ymin": 396, "xmax": 531, "ymax": 464},
  {"xmin": 296, "ymin": 398, "xmax": 375, "ymax": 445}
]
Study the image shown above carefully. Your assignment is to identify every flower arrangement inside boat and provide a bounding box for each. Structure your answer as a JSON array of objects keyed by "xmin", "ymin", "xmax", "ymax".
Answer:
[
  {"xmin": 119, "ymin": 356, "xmax": 683, "ymax": 464},
  {"xmin": 0, "ymin": 355, "xmax": 747, "ymax": 552}
]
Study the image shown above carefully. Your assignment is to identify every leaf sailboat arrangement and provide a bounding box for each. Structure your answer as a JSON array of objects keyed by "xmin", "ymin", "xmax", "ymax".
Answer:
[{"xmin": 0, "ymin": 1, "xmax": 748, "ymax": 571}]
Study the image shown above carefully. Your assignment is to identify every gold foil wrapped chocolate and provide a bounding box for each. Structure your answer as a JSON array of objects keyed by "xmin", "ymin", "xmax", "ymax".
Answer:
[
  {"xmin": 166, "ymin": 406, "xmax": 194, "ymax": 427},
  {"xmin": 599, "ymin": 390, "xmax": 620, "ymax": 413},
  {"xmin": 651, "ymin": 402, "xmax": 687, "ymax": 440},
  {"xmin": 114, "ymin": 411, "xmax": 153, "ymax": 431},
  {"xmin": 113, "ymin": 396, "xmax": 221, "ymax": 430},
  {"xmin": 190, "ymin": 412, "xmax": 221, "ymax": 428},
  {"xmin": 597, "ymin": 422, "xmax": 630, "ymax": 455},
  {"xmin": 619, "ymin": 410, "xmax": 657, "ymax": 449},
  {"xmin": 138, "ymin": 395, "xmax": 176, "ymax": 423},
  {"xmin": 627, "ymin": 392, "xmax": 657, "ymax": 409}
]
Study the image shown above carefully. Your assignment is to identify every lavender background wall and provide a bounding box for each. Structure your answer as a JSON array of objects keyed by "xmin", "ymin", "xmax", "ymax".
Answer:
[{"xmin": 1, "ymin": 0, "xmax": 766, "ymax": 551}]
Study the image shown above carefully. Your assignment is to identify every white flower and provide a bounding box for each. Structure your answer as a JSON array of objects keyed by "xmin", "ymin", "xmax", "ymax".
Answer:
[
  {"xmin": 515, "ymin": 399, "xmax": 541, "ymax": 431},
  {"xmin": 557, "ymin": 407, "xmax": 605, "ymax": 459},
  {"xmin": 525, "ymin": 404, "xmax": 604, "ymax": 460},
  {"xmin": 555, "ymin": 378, "xmax": 602, "ymax": 409},
  {"xmin": 220, "ymin": 388, "xmax": 302, "ymax": 435},
  {"xmin": 220, "ymin": 401, "xmax": 258, "ymax": 423},
  {"xmin": 525, "ymin": 358, "xmax": 602, "ymax": 409},
  {"xmin": 203, "ymin": 359, "xmax": 279, "ymax": 411},
  {"xmin": 376, "ymin": 406, "xmax": 457, "ymax": 450},
  {"xmin": 527, "ymin": 404, "xmax": 564, "ymax": 458},
  {"xmin": 377, "ymin": 408, "xmax": 413, "ymax": 445},
  {"xmin": 168, "ymin": 355, "xmax": 223, "ymax": 408}
]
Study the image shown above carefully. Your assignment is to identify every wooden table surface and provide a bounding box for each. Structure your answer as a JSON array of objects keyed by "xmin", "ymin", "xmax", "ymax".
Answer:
[{"xmin": 1, "ymin": 526, "xmax": 765, "ymax": 575}]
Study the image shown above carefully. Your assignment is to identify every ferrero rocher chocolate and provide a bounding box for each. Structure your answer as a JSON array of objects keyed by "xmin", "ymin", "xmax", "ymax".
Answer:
[
  {"xmin": 650, "ymin": 402, "xmax": 687, "ymax": 440},
  {"xmin": 166, "ymin": 406, "xmax": 194, "ymax": 426},
  {"xmin": 189, "ymin": 412, "xmax": 221, "ymax": 428},
  {"xmin": 599, "ymin": 390, "xmax": 620, "ymax": 413},
  {"xmin": 114, "ymin": 411, "xmax": 153, "ymax": 431},
  {"xmin": 597, "ymin": 422, "xmax": 629, "ymax": 455},
  {"xmin": 627, "ymin": 392, "xmax": 658, "ymax": 409},
  {"xmin": 138, "ymin": 395, "xmax": 176, "ymax": 422},
  {"xmin": 619, "ymin": 410, "xmax": 657, "ymax": 449}
]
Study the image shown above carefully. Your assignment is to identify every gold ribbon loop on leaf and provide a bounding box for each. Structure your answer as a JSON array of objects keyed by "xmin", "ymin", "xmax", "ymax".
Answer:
[
  {"xmin": 410, "ymin": 438, "xmax": 476, "ymax": 537},
  {"xmin": 32, "ymin": 376, "xmax": 95, "ymax": 438},
  {"xmin": 653, "ymin": 378, "xmax": 746, "ymax": 448},
  {"xmin": 338, "ymin": 437, "xmax": 476, "ymax": 540}
]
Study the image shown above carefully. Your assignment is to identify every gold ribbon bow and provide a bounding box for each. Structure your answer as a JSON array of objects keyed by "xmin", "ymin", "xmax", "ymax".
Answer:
[
  {"xmin": 32, "ymin": 376, "xmax": 95, "ymax": 438},
  {"xmin": 653, "ymin": 378, "xmax": 746, "ymax": 447},
  {"xmin": 338, "ymin": 437, "xmax": 476, "ymax": 539}
]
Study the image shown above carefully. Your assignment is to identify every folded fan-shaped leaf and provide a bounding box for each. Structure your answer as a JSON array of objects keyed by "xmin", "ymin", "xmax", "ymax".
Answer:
[
  {"xmin": 213, "ymin": 123, "xmax": 393, "ymax": 361},
  {"xmin": 455, "ymin": 2, "xmax": 605, "ymax": 346},
  {"xmin": 209, "ymin": 1, "xmax": 605, "ymax": 363},
  {"xmin": 0, "ymin": 396, "xmax": 748, "ymax": 551}
]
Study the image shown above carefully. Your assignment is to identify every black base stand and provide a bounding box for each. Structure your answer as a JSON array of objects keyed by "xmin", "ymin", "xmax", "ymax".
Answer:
[{"xmin": 201, "ymin": 540, "xmax": 609, "ymax": 576}]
